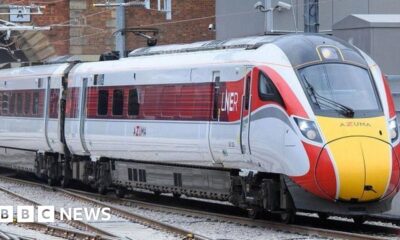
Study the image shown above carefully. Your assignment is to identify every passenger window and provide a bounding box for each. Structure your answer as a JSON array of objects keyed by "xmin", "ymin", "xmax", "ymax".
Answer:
[
  {"xmin": 9, "ymin": 93, "xmax": 15, "ymax": 114},
  {"xmin": 258, "ymin": 72, "xmax": 284, "ymax": 106},
  {"xmin": 49, "ymin": 89, "xmax": 59, "ymax": 118},
  {"xmin": 128, "ymin": 168, "xmax": 132, "ymax": 181},
  {"xmin": 32, "ymin": 92, "xmax": 39, "ymax": 115},
  {"xmin": 133, "ymin": 168, "xmax": 138, "ymax": 181},
  {"xmin": 128, "ymin": 88, "xmax": 140, "ymax": 116},
  {"xmin": 112, "ymin": 89, "xmax": 124, "ymax": 116},
  {"xmin": 24, "ymin": 92, "xmax": 31, "ymax": 115},
  {"xmin": 97, "ymin": 90, "xmax": 108, "ymax": 116},
  {"xmin": 1, "ymin": 93, "xmax": 8, "ymax": 115},
  {"xmin": 0, "ymin": 92, "xmax": 3, "ymax": 116},
  {"xmin": 138, "ymin": 169, "xmax": 146, "ymax": 182},
  {"xmin": 16, "ymin": 93, "xmax": 23, "ymax": 114}
]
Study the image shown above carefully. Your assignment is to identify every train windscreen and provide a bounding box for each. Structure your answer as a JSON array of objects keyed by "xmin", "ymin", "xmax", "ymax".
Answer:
[{"xmin": 299, "ymin": 63, "xmax": 382, "ymax": 117}]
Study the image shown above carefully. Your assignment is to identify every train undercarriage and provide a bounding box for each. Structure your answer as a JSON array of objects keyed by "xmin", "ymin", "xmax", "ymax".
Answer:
[
  {"xmin": 1, "ymin": 146, "xmax": 395, "ymax": 224},
  {"xmin": 0, "ymin": 147, "xmax": 296, "ymax": 222}
]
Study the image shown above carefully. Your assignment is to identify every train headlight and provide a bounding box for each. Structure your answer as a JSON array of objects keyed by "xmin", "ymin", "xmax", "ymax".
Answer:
[
  {"xmin": 318, "ymin": 46, "xmax": 341, "ymax": 61},
  {"xmin": 294, "ymin": 117, "xmax": 322, "ymax": 143},
  {"xmin": 389, "ymin": 118, "xmax": 398, "ymax": 143}
]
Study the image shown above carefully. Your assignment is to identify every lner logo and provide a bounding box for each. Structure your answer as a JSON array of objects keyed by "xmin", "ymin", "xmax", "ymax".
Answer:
[{"xmin": 221, "ymin": 90, "xmax": 239, "ymax": 112}]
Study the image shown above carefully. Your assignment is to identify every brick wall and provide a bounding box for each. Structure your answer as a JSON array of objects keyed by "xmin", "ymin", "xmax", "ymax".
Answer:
[
  {"xmin": 1, "ymin": 0, "xmax": 216, "ymax": 57},
  {"xmin": 0, "ymin": 0, "xmax": 69, "ymax": 56},
  {"xmin": 125, "ymin": 0, "xmax": 216, "ymax": 50},
  {"xmin": 69, "ymin": 0, "xmax": 116, "ymax": 55}
]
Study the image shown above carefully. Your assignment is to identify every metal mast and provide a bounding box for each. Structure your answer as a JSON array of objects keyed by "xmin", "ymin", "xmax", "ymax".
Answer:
[
  {"xmin": 0, "ymin": 4, "xmax": 50, "ymax": 40},
  {"xmin": 94, "ymin": 0, "xmax": 151, "ymax": 59},
  {"xmin": 116, "ymin": 0, "xmax": 126, "ymax": 58},
  {"xmin": 304, "ymin": 0, "xmax": 319, "ymax": 33}
]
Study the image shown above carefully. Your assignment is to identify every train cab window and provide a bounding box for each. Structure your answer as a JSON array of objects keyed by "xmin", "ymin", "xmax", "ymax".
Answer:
[
  {"xmin": 128, "ymin": 88, "xmax": 140, "ymax": 116},
  {"xmin": 97, "ymin": 90, "xmax": 108, "ymax": 116},
  {"xmin": 112, "ymin": 89, "xmax": 124, "ymax": 116},
  {"xmin": 24, "ymin": 92, "xmax": 31, "ymax": 115},
  {"xmin": 258, "ymin": 73, "xmax": 284, "ymax": 106},
  {"xmin": 32, "ymin": 92, "xmax": 39, "ymax": 115},
  {"xmin": 16, "ymin": 93, "xmax": 23, "ymax": 114}
]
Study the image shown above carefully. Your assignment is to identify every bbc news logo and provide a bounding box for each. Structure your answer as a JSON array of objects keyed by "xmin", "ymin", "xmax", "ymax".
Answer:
[{"xmin": 0, "ymin": 206, "xmax": 111, "ymax": 223}]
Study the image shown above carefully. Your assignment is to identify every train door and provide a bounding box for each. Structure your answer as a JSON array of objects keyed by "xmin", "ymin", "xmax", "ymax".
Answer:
[
  {"xmin": 44, "ymin": 76, "xmax": 53, "ymax": 152},
  {"xmin": 240, "ymin": 68, "xmax": 253, "ymax": 157},
  {"xmin": 79, "ymin": 77, "xmax": 89, "ymax": 153},
  {"xmin": 208, "ymin": 71, "xmax": 223, "ymax": 165}
]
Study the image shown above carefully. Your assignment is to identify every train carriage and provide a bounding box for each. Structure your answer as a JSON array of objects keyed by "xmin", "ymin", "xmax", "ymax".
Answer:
[{"xmin": 0, "ymin": 34, "xmax": 399, "ymax": 222}]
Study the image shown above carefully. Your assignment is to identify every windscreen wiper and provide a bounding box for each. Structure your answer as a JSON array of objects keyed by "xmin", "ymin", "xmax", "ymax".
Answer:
[{"xmin": 303, "ymin": 76, "xmax": 355, "ymax": 118}]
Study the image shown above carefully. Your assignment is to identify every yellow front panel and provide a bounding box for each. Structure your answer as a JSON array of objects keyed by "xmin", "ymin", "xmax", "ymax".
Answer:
[
  {"xmin": 316, "ymin": 117, "xmax": 389, "ymax": 142},
  {"xmin": 361, "ymin": 138, "xmax": 391, "ymax": 201},
  {"xmin": 328, "ymin": 139, "xmax": 365, "ymax": 200},
  {"xmin": 317, "ymin": 116, "xmax": 391, "ymax": 201}
]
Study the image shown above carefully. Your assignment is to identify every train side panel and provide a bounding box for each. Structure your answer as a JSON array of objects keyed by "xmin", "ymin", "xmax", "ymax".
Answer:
[
  {"xmin": 65, "ymin": 60, "xmax": 254, "ymax": 168},
  {"xmin": 0, "ymin": 64, "xmax": 69, "ymax": 153}
]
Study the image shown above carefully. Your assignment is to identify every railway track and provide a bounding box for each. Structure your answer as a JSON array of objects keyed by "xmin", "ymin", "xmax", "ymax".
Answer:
[
  {"xmin": 0, "ymin": 184, "xmax": 115, "ymax": 240},
  {"xmin": 0, "ymin": 229, "xmax": 35, "ymax": 240},
  {"xmin": 15, "ymin": 222, "xmax": 111, "ymax": 240},
  {"xmin": 63, "ymin": 189, "xmax": 400, "ymax": 240},
  {"xmin": 0, "ymin": 176, "xmax": 398, "ymax": 239},
  {"xmin": 0, "ymin": 175, "xmax": 211, "ymax": 240}
]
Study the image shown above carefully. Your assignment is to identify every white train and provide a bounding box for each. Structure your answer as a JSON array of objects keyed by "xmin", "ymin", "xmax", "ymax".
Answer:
[{"xmin": 0, "ymin": 34, "xmax": 399, "ymax": 223}]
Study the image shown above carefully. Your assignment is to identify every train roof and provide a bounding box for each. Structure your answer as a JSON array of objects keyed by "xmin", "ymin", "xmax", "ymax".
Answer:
[
  {"xmin": 128, "ymin": 35, "xmax": 281, "ymax": 57},
  {"xmin": 0, "ymin": 63, "xmax": 70, "ymax": 79},
  {"xmin": 127, "ymin": 34, "xmax": 368, "ymax": 68},
  {"xmin": 0, "ymin": 34, "xmax": 370, "ymax": 80}
]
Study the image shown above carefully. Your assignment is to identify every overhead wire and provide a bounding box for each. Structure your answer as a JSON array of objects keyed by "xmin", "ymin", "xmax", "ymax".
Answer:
[
  {"xmin": 44, "ymin": 0, "xmax": 335, "ymax": 43},
  {"xmin": 6, "ymin": 0, "xmax": 336, "ymax": 54}
]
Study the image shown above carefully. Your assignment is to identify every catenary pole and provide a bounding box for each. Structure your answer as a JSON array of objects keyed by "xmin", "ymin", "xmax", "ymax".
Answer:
[
  {"xmin": 304, "ymin": 0, "xmax": 319, "ymax": 33},
  {"xmin": 116, "ymin": 0, "xmax": 126, "ymax": 58},
  {"xmin": 94, "ymin": 1, "xmax": 150, "ymax": 59}
]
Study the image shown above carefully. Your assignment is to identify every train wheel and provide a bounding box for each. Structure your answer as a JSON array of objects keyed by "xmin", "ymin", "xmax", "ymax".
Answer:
[
  {"xmin": 318, "ymin": 213, "xmax": 329, "ymax": 220},
  {"xmin": 279, "ymin": 209, "xmax": 295, "ymax": 224},
  {"xmin": 154, "ymin": 191, "xmax": 161, "ymax": 197},
  {"xmin": 115, "ymin": 188, "xmax": 126, "ymax": 198},
  {"xmin": 98, "ymin": 185, "xmax": 107, "ymax": 195},
  {"xmin": 47, "ymin": 178, "xmax": 56, "ymax": 187},
  {"xmin": 173, "ymin": 193, "xmax": 181, "ymax": 199},
  {"xmin": 353, "ymin": 216, "xmax": 366, "ymax": 225},
  {"xmin": 279, "ymin": 188, "xmax": 296, "ymax": 224},
  {"xmin": 247, "ymin": 207, "xmax": 262, "ymax": 219},
  {"xmin": 60, "ymin": 177, "xmax": 69, "ymax": 188}
]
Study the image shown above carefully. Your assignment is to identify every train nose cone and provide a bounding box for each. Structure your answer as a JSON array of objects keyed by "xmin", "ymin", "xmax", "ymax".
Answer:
[{"xmin": 317, "ymin": 137, "xmax": 391, "ymax": 202}]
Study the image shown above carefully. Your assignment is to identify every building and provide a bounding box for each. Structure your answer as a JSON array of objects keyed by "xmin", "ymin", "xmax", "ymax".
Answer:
[
  {"xmin": 0, "ymin": 0, "xmax": 215, "ymax": 62},
  {"xmin": 1, "ymin": 0, "xmax": 399, "ymax": 77},
  {"xmin": 216, "ymin": 0, "xmax": 400, "ymax": 77},
  {"xmin": 216, "ymin": 0, "xmax": 400, "ymax": 38}
]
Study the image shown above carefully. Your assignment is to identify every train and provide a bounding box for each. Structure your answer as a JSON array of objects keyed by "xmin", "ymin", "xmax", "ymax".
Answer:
[{"xmin": 0, "ymin": 34, "xmax": 399, "ymax": 223}]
